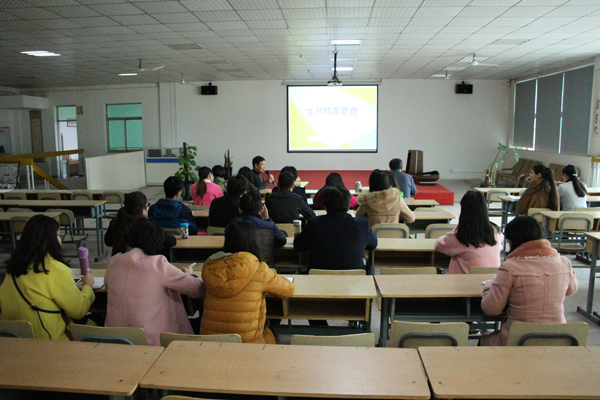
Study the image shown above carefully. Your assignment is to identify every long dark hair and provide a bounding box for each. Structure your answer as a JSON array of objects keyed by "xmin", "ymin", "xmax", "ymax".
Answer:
[
  {"xmin": 563, "ymin": 164, "xmax": 587, "ymax": 198},
  {"xmin": 505, "ymin": 216, "xmax": 542, "ymax": 252},
  {"xmin": 237, "ymin": 166, "xmax": 254, "ymax": 182},
  {"xmin": 324, "ymin": 172, "xmax": 347, "ymax": 190},
  {"xmin": 532, "ymin": 164, "xmax": 559, "ymax": 211},
  {"xmin": 6, "ymin": 215, "xmax": 68, "ymax": 277},
  {"xmin": 196, "ymin": 166, "xmax": 211, "ymax": 198},
  {"xmin": 455, "ymin": 190, "xmax": 498, "ymax": 248},
  {"xmin": 110, "ymin": 191, "xmax": 147, "ymax": 253},
  {"xmin": 369, "ymin": 169, "xmax": 391, "ymax": 192},
  {"xmin": 224, "ymin": 219, "xmax": 261, "ymax": 260}
]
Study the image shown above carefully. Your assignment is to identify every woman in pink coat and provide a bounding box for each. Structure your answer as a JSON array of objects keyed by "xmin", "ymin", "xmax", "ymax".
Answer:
[
  {"xmin": 435, "ymin": 190, "xmax": 503, "ymax": 274},
  {"xmin": 480, "ymin": 216, "xmax": 578, "ymax": 346},
  {"xmin": 105, "ymin": 219, "xmax": 205, "ymax": 346},
  {"xmin": 191, "ymin": 166, "xmax": 223, "ymax": 206}
]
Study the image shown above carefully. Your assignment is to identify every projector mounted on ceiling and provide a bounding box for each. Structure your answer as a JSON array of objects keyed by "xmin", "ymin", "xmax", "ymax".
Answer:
[{"xmin": 327, "ymin": 52, "xmax": 343, "ymax": 86}]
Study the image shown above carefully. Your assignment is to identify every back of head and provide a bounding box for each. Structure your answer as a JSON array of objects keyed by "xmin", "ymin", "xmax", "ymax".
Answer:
[
  {"xmin": 197, "ymin": 166, "xmax": 211, "ymax": 181},
  {"xmin": 227, "ymin": 175, "xmax": 248, "ymax": 197},
  {"xmin": 281, "ymin": 166, "xmax": 298, "ymax": 180},
  {"xmin": 386, "ymin": 171, "xmax": 399, "ymax": 188},
  {"xmin": 212, "ymin": 165, "xmax": 226, "ymax": 179},
  {"xmin": 196, "ymin": 166, "xmax": 212, "ymax": 197},
  {"xmin": 563, "ymin": 164, "xmax": 587, "ymax": 198},
  {"xmin": 456, "ymin": 190, "xmax": 497, "ymax": 248},
  {"xmin": 278, "ymin": 171, "xmax": 295, "ymax": 190},
  {"xmin": 127, "ymin": 218, "xmax": 166, "ymax": 256},
  {"xmin": 252, "ymin": 156, "xmax": 265, "ymax": 169},
  {"xmin": 325, "ymin": 172, "xmax": 346, "ymax": 189},
  {"xmin": 237, "ymin": 166, "xmax": 254, "ymax": 182},
  {"xmin": 224, "ymin": 218, "xmax": 261, "ymax": 259},
  {"xmin": 505, "ymin": 216, "xmax": 542, "ymax": 252},
  {"xmin": 369, "ymin": 169, "xmax": 391, "ymax": 192},
  {"xmin": 239, "ymin": 192, "xmax": 263, "ymax": 214},
  {"xmin": 164, "ymin": 176, "xmax": 183, "ymax": 199},
  {"xmin": 124, "ymin": 191, "xmax": 147, "ymax": 217},
  {"xmin": 322, "ymin": 186, "xmax": 350, "ymax": 212},
  {"xmin": 533, "ymin": 164, "xmax": 558, "ymax": 210},
  {"xmin": 389, "ymin": 158, "xmax": 402, "ymax": 171}
]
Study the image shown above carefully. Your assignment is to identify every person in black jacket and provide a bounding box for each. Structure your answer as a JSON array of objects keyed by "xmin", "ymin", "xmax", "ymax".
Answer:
[
  {"xmin": 105, "ymin": 191, "xmax": 176, "ymax": 256},
  {"xmin": 239, "ymin": 192, "xmax": 286, "ymax": 250},
  {"xmin": 208, "ymin": 175, "xmax": 248, "ymax": 228},
  {"xmin": 251, "ymin": 155, "xmax": 274, "ymax": 190},
  {"xmin": 271, "ymin": 165, "xmax": 308, "ymax": 203},
  {"xmin": 265, "ymin": 171, "xmax": 315, "ymax": 223},
  {"xmin": 294, "ymin": 186, "xmax": 377, "ymax": 271}
]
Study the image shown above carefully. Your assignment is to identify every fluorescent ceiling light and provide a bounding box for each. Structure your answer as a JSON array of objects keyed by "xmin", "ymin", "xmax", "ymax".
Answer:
[
  {"xmin": 118, "ymin": 73, "xmax": 138, "ymax": 76},
  {"xmin": 335, "ymin": 67, "xmax": 354, "ymax": 72},
  {"xmin": 21, "ymin": 50, "xmax": 60, "ymax": 57},
  {"xmin": 330, "ymin": 40, "xmax": 362, "ymax": 45}
]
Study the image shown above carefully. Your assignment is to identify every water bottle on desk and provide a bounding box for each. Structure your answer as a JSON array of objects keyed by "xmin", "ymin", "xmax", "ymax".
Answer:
[{"xmin": 78, "ymin": 247, "xmax": 90, "ymax": 275}]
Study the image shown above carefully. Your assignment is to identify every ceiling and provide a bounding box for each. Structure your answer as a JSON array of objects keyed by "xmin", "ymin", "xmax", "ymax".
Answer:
[{"xmin": 1, "ymin": 0, "xmax": 600, "ymax": 89}]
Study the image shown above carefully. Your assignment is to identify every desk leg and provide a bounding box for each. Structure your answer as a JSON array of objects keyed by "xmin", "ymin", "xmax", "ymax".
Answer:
[
  {"xmin": 577, "ymin": 239, "xmax": 600, "ymax": 326},
  {"xmin": 93, "ymin": 204, "xmax": 106, "ymax": 260},
  {"xmin": 380, "ymin": 298, "xmax": 391, "ymax": 347}
]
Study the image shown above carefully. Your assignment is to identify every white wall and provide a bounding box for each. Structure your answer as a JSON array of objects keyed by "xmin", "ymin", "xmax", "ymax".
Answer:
[{"xmin": 86, "ymin": 151, "xmax": 146, "ymax": 190}]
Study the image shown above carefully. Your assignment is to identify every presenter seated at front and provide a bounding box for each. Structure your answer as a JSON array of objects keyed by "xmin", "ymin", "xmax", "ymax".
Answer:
[
  {"xmin": 200, "ymin": 219, "xmax": 294, "ymax": 344},
  {"xmin": 265, "ymin": 171, "xmax": 316, "ymax": 223},
  {"xmin": 556, "ymin": 164, "xmax": 587, "ymax": 211},
  {"xmin": 0, "ymin": 215, "xmax": 95, "ymax": 340},
  {"xmin": 435, "ymin": 190, "xmax": 503, "ymax": 274},
  {"xmin": 251, "ymin": 155, "xmax": 274, "ymax": 190},
  {"xmin": 480, "ymin": 216, "xmax": 578, "ymax": 346},
  {"xmin": 190, "ymin": 166, "xmax": 223, "ymax": 206},
  {"xmin": 356, "ymin": 169, "xmax": 415, "ymax": 227},
  {"xmin": 105, "ymin": 219, "xmax": 205, "ymax": 346},
  {"xmin": 148, "ymin": 175, "xmax": 199, "ymax": 235},
  {"xmin": 294, "ymin": 186, "xmax": 377, "ymax": 271},
  {"xmin": 389, "ymin": 158, "xmax": 417, "ymax": 199}
]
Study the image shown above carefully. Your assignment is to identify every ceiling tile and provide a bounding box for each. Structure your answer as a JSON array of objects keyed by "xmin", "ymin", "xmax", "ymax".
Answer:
[
  {"xmin": 179, "ymin": 0, "xmax": 233, "ymax": 12},
  {"xmin": 237, "ymin": 9, "xmax": 284, "ymax": 20},
  {"xmin": 228, "ymin": 0, "xmax": 280, "ymax": 10},
  {"xmin": 152, "ymin": 13, "xmax": 200, "ymax": 24},
  {"xmin": 132, "ymin": 2, "xmax": 189, "ymax": 14}
]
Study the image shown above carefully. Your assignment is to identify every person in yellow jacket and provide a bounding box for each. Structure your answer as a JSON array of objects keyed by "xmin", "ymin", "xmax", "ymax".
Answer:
[
  {"xmin": 200, "ymin": 219, "xmax": 294, "ymax": 344},
  {"xmin": 0, "ymin": 215, "xmax": 95, "ymax": 340}
]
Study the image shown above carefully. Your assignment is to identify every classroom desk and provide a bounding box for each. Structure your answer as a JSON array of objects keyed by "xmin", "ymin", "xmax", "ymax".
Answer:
[
  {"xmin": 0, "ymin": 210, "xmax": 61, "ymax": 221},
  {"xmin": 375, "ymin": 273, "xmax": 497, "ymax": 347},
  {"xmin": 498, "ymin": 195, "xmax": 520, "ymax": 231},
  {"xmin": 191, "ymin": 209, "xmax": 208, "ymax": 218},
  {"xmin": 1, "ymin": 188, "xmax": 135, "ymax": 201},
  {"xmin": 538, "ymin": 209, "xmax": 600, "ymax": 236},
  {"xmin": 404, "ymin": 198, "xmax": 439, "ymax": 209},
  {"xmin": 578, "ymin": 232, "xmax": 600, "ymax": 326},
  {"xmin": 0, "ymin": 199, "xmax": 107, "ymax": 259},
  {"xmin": 419, "ymin": 346, "xmax": 600, "ymax": 399},
  {"xmin": 588, "ymin": 195, "xmax": 600, "ymax": 207},
  {"xmin": 0, "ymin": 337, "xmax": 163, "ymax": 399},
  {"xmin": 140, "ymin": 341, "xmax": 430, "ymax": 399},
  {"xmin": 371, "ymin": 238, "xmax": 443, "ymax": 272},
  {"xmin": 314, "ymin": 209, "xmax": 356, "ymax": 216},
  {"xmin": 474, "ymin": 186, "xmax": 526, "ymax": 199},
  {"xmin": 406, "ymin": 210, "xmax": 456, "ymax": 234}
]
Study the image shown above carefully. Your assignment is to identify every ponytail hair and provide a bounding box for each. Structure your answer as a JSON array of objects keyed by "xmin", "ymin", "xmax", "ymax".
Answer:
[
  {"xmin": 532, "ymin": 164, "xmax": 559, "ymax": 211},
  {"xmin": 563, "ymin": 165, "xmax": 587, "ymax": 198},
  {"xmin": 196, "ymin": 166, "xmax": 211, "ymax": 198}
]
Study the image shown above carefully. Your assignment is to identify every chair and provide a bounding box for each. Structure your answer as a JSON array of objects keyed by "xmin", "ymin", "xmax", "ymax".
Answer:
[
  {"xmin": 406, "ymin": 150, "xmax": 439, "ymax": 185},
  {"xmin": 159, "ymin": 332, "xmax": 242, "ymax": 347},
  {"xmin": 48, "ymin": 208, "xmax": 88, "ymax": 248},
  {"xmin": 506, "ymin": 322, "xmax": 589, "ymax": 346},
  {"xmin": 102, "ymin": 191, "xmax": 124, "ymax": 217},
  {"xmin": 425, "ymin": 223, "xmax": 456, "ymax": 239},
  {"xmin": 71, "ymin": 190, "xmax": 93, "ymax": 201},
  {"xmin": 527, "ymin": 207, "xmax": 551, "ymax": 227},
  {"xmin": 371, "ymin": 223, "xmax": 410, "ymax": 238},
  {"xmin": 37, "ymin": 192, "xmax": 62, "ymax": 200},
  {"xmin": 309, "ymin": 268, "xmax": 366, "ymax": 275},
  {"xmin": 486, "ymin": 190, "xmax": 510, "ymax": 217},
  {"xmin": 10, "ymin": 216, "xmax": 30, "ymax": 248},
  {"xmin": 552, "ymin": 213, "xmax": 593, "ymax": 253},
  {"xmin": 469, "ymin": 266, "xmax": 498, "ymax": 274},
  {"xmin": 5, "ymin": 192, "xmax": 26, "ymax": 200},
  {"xmin": 388, "ymin": 321, "xmax": 469, "ymax": 348},
  {"xmin": 0, "ymin": 320, "xmax": 34, "ymax": 338},
  {"xmin": 206, "ymin": 226, "xmax": 225, "ymax": 236},
  {"xmin": 70, "ymin": 324, "xmax": 147, "ymax": 345},
  {"xmin": 257, "ymin": 229, "xmax": 276, "ymax": 268},
  {"xmin": 7, "ymin": 208, "xmax": 33, "ymax": 213},
  {"xmin": 290, "ymin": 333, "xmax": 376, "ymax": 347},
  {"xmin": 276, "ymin": 223, "xmax": 295, "ymax": 237}
]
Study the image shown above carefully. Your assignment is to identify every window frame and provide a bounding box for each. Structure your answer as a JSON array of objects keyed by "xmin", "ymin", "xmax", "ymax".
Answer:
[{"xmin": 106, "ymin": 103, "xmax": 143, "ymax": 153}]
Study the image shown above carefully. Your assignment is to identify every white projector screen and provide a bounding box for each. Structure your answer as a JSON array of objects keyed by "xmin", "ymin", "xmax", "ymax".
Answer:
[{"xmin": 287, "ymin": 85, "xmax": 378, "ymax": 153}]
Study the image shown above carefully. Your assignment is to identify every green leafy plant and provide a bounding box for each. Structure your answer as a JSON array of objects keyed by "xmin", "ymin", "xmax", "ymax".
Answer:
[
  {"xmin": 484, "ymin": 143, "xmax": 519, "ymax": 186},
  {"xmin": 175, "ymin": 143, "xmax": 197, "ymax": 183}
]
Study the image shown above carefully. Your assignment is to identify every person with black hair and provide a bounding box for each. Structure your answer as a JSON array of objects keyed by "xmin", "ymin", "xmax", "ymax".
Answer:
[
  {"xmin": 312, "ymin": 172, "xmax": 358, "ymax": 210},
  {"xmin": 212, "ymin": 164, "xmax": 228, "ymax": 193},
  {"xmin": 355, "ymin": 169, "xmax": 415, "ymax": 227},
  {"xmin": 191, "ymin": 166, "xmax": 223, "ymax": 206},
  {"xmin": 239, "ymin": 192, "xmax": 286, "ymax": 250},
  {"xmin": 265, "ymin": 171, "xmax": 316, "ymax": 223},
  {"xmin": 435, "ymin": 190, "xmax": 503, "ymax": 274},
  {"xmin": 516, "ymin": 164, "xmax": 560, "ymax": 215},
  {"xmin": 105, "ymin": 218, "xmax": 204, "ymax": 346},
  {"xmin": 557, "ymin": 164, "xmax": 587, "ymax": 211},
  {"xmin": 237, "ymin": 166, "xmax": 260, "ymax": 196},
  {"xmin": 389, "ymin": 158, "xmax": 417, "ymax": 198},
  {"xmin": 209, "ymin": 175, "xmax": 248, "ymax": 227},
  {"xmin": 294, "ymin": 186, "xmax": 377, "ymax": 271},
  {"xmin": 480, "ymin": 216, "xmax": 578, "ymax": 346},
  {"xmin": 200, "ymin": 219, "xmax": 294, "ymax": 344},
  {"xmin": 0, "ymin": 215, "xmax": 95, "ymax": 340},
  {"xmin": 105, "ymin": 191, "xmax": 176, "ymax": 256},
  {"xmin": 148, "ymin": 176, "xmax": 199, "ymax": 235},
  {"xmin": 251, "ymin": 155, "xmax": 274, "ymax": 190},
  {"xmin": 271, "ymin": 165, "xmax": 308, "ymax": 202}
]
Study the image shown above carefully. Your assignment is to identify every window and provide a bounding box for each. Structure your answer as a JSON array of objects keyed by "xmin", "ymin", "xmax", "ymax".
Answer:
[
  {"xmin": 106, "ymin": 103, "xmax": 142, "ymax": 151},
  {"xmin": 512, "ymin": 65, "xmax": 593, "ymax": 156},
  {"xmin": 57, "ymin": 106, "xmax": 79, "ymax": 159}
]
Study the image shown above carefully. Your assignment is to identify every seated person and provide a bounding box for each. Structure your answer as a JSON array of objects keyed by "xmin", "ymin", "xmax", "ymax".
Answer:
[
  {"xmin": 191, "ymin": 166, "xmax": 223, "ymax": 206},
  {"xmin": 271, "ymin": 165, "xmax": 307, "ymax": 202},
  {"xmin": 149, "ymin": 176, "xmax": 199, "ymax": 235},
  {"xmin": 557, "ymin": 164, "xmax": 587, "ymax": 211},
  {"xmin": 294, "ymin": 186, "xmax": 378, "ymax": 271},
  {"xmin": 356, "ymin": 169, "xmax": 415, "ymax": 227},
  {"xmin": 0, "ymin": 215, "xmax": 95, "ymax": 340},
  {"xmin": 105, "ymin": 219, "xmax": 205, "ymax": 346},
  {"xmin": 480, "ymin": 216, "xmax": 578, "ymax": 346},
  {"xmin": 237, "ymin": 166, "xmax": 260, "ymax": 196},
  {"xmin": 265, "ymin": 171, "xmax": 316, "ymax": 223},
  {"xmin": 313, "ymin": 172, "xmax": 358, "ymax": 210},
  {"xmin": 389, "ymin": 158, "xmax": 417, "ymax": 198},
  {"xmin": 200, "ymin": 219, "xmax": 294, "ymax": 344},
  {"xmin": 251, "ymin": 155, "xmax": 274, "ymax": 190},
  {"xmin": 209, "ymin": 175, "xmax": 248, "ymax": 228},
  {"xmin": 212, "ymin": 164, "xmax": 228, "ymax": 194},
  {"xmin": 239, "ymin": 192, "xmax": 286, "ymax": 250},
  {"xmin": 516, "ymin": 164, "xmax": 559, "ymax": 215},
  {"xmin": 105, "ymin": 191, "xmax": 176, "ymax": 256}
]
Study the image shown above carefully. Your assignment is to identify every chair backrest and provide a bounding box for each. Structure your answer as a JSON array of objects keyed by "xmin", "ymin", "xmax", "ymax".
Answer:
[
  {"xmin": 47, "ymin": 208, "xmax": 76, "ymax": 230},
  {"xmin": 7, "ymin": 208, "xmax": 33, "ymax": 213},
  {"xmin": 506, "ymin": 322, "xmax": 589, "ymax": 346},
  {"xmin": 291, "ymin": 333, "xmax": 376, "ymax": 347},
  {"xmin": 10, "ymin": 216, "xmax": 31, "ymax": 247},
  {"xmin": 380, "ymin": 266, "xmax": 437, "ymax": 275},
  {"xmin": 487, "ymin": 190, "xmax": 510, "ymax": 203},
  {"xmin": 102, "ymin": 191, "xmax": 124, "ymax": 206},
  {"xmin": 276, "ymin": 223, "xmax": 295, "ymax": 237},
  {"xmin": 71, "ymin": 190, "xmax": 93, "ymax": 201},
  {"xmin": 257, "ymin": 229, "xmax": 275, "ymax": 268},
  {"xmin": 5, "ymin": 193, "xmax": 26, "ymax": 200},
  {"xmin": 70, "ymin": 324, "xmax": 147, "ymax": 345},
  {"xmin": 308, "ymin": 268, "xmax": 366, "ymax": 275},
  {"xmin": 469, "ymin": 266, "xmax": 499, "ymax": 274},
  {"xmin": 159, "ymin": 332, "xmax": 242, "ymax": 347},
  {"xmin": 372, "ymin": 223, "xmax": 409, "ymax": 238},
  {"xmin": 425, "ymin": 223, "xmax": 456, "ymax": 239},
  {"xmin": 388, "ymin": 321, "xmax": 469, "ymax": 348},
  {"xmin": 206, "ymin": 226, "xmax": 225, "ymax": 236},
  {"xmin": 558, "ymin": 213, "xmax": 593, "ymax": 233},
  {"xmin": 37, "ymin": 192, "xmax": 62, "ymax": 200},
  {"xmin": 0, "ymin": 320, "xmax": 35, "ymax": 338},
  {"xmin": 527, "ymin": 207, "xmax": 551, "ymax": 226}
]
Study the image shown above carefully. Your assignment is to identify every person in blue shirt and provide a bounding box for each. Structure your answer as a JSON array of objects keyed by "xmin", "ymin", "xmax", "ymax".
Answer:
[
  {"xmin": 389, "ymin": 158, "xmax": 417, "ymax": 198},
  {"xmin": 148, "ymin": 176, "xmax": 199, "ymax": 235}
]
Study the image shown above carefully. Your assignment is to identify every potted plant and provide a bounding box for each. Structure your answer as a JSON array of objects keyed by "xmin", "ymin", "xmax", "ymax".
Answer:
[
  {"xmin": 175, "ymin": 142, "xmax": 197, "ymax": 201},
  {"xmin": 483, "ymin": 143, "xmax": 519, "ymax": 187}
]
